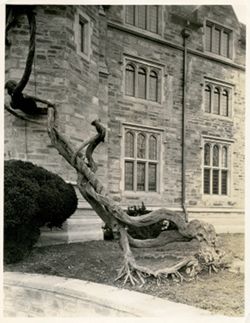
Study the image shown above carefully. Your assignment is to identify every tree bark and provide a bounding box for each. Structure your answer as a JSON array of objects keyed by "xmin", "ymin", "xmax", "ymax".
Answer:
[{"xmin": 47, "ymin": 107, "xmax": 228, "ymax": 285}]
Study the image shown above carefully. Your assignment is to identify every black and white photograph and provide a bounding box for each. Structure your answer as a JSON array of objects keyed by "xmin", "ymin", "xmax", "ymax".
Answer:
[{"xmin": 2, "ymin": 1, "xmax": 248, "ymax": 321}]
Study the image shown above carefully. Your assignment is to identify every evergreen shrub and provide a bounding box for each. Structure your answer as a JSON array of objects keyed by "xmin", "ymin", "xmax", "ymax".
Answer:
[{"xmin": 4, "ymin": 160, "xmax": 78, "ymax": 263}]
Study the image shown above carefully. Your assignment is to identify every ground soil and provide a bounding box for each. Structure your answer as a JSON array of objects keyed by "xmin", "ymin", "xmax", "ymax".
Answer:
[{"xmin": 5, "ymin": 233, "xmax": 244, "ymax": 317}]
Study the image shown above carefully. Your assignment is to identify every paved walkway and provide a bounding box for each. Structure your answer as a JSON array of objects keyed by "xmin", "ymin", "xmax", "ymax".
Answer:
[{"xmin": 4, "ymin": 272, "xmax": 244, "ymax": 321}]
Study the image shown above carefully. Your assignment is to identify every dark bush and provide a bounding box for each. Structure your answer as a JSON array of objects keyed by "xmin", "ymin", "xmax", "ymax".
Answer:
[{"xmin": 4, "ymin": 159, "xmax": 78, "ymax": 263}]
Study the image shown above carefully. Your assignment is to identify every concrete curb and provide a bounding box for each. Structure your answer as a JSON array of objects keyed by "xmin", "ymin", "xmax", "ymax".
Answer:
[{"xmin": 4, "ymin": 272, "xmax": 243, "ymax": 321}]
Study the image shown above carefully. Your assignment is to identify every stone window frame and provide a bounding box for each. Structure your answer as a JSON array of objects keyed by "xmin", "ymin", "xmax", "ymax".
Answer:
[
  {"xmin": 121, "ymin": 123, "xmax": 163, "ymax": 195},
  {"xmin": 74, "ymin": 8, "xmax": 93, "ymax": 61},
  {"xmin": 202, "ymin": 136, "xmax": 233, "ymax": 198},
  {"xmin": 203, "ymin": 77, "xmax": 234, "ymax": 119},
  {"xmin": 123, "ymin": 55, "xmax": 164, "ymax": 105},
  {"xmin": 204, "ymin": 19, "xmax": 234, "ymax": 60}
]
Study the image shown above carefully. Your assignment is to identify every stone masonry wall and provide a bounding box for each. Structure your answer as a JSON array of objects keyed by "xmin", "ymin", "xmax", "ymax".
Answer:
[
  {"xmin": 105, "ymin": 5, "xmax": 245, "ymax": 213},
  {"xmin": 5, "ymin": 5, "xmax": 108, "ymax": 184}
]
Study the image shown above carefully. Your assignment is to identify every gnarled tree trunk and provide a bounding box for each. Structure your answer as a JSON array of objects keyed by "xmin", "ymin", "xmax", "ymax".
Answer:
[{"xmin": 47, "ymin": 107, "xmax": 228, "ymax": 285}]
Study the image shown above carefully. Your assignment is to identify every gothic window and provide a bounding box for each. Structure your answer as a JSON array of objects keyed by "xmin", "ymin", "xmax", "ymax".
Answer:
[
  {"xmin": 125, "ymin": 5, "xmax": 159, "ymax": 34},
  {"xmin": 213, "ymin": 87, "xmax": 220, "ymax": 115},
  {"xmin": 124, "ymin": 128, "xmax": 160, "ymax": 192},
  {"xmin": 203, "ymin": 142, "xmax": 229, "ymax": 195},
  {"xmin": 204, "ymin": 85, "xmax": 212, "ymax": 113},
  {"xmin": 204, "ymin": 81, "xmax": 231, "ymax": 117},
  {"xmin": 138, "ymin": 68, "xmax": 147, "ymax": 99},
  {"xmin": 125, "ymin": 64, "xmax": 135, "ymax": 97},
  {"xmin": 137, "ymin": 133, "xmax": 146, "ymax": 158},
  {"xmin": 149, "ymin": 135, "xmax": 157, "ymax": 160},
  {"xmin": 205, "ymin": 21, "xmax": 232, "ymax": 58},
  {"xmin": 221, "ymin": 89, "xmax": 229, "ymax": 117},
  {"xmin": 125, "ymin": 131, "xmax": 134, "ymax": 157},
  {"xmin": 149, "ymin": 70, "xmax": 158, "ymax": 101},
  {"xmin": 124, "ymin": 60, "xmax": 161, "ymax": 103}
]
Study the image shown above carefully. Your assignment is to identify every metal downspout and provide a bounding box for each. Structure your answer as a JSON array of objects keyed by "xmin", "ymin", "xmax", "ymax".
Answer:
[{"xmin": 181, "ymin": 27, "xmax": 191, "ymax": 222}]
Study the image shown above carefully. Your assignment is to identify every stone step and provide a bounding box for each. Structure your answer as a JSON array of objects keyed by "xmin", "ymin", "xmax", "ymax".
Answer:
[
  {"xmin": 68, "ymin": 230, "xmax": 103, "ymax": 243},
  {"xmin": 67, "ymin": 222, "xmax": 103, "ymax": 232},
  {"xmin": 36, "ymin": 231, "xmax": 69, "ymax": 247}
]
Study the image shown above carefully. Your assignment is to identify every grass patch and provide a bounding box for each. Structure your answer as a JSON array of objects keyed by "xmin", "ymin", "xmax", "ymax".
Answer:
[{"xmin": 5, "ymin": 233, "xmax": 244, "ymax": 316}]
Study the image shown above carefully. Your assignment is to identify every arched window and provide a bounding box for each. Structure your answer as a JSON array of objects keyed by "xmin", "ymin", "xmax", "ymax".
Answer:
[
  {"xmin": 213, "ymin": 87, "xmax": 220, "ymax": 115},
  {"xmin": 221, "ymin": 89, "xmax": 229, "ymax": 117},
  {"xmin": 222, "ymin": 146, "xmax": 227, "ymax": 168},
  {"xmin": 149, "ymin": 135, "xmax": 157, "ymax": 160},
  {"xmin": 125, "ymin": 64, "xmax": 135, "ymax": 97},
  {"xmin": 137, "ymin": 133, "xmax": 146, "ymax": 158},
  {"xmin": 204, "ymin": 143, "xmax": 211, "ymax": 165},
  {"xmin": 125, "ymin": 6, "xmax": 135, "ymax": 25},
  {"xmin": 213, "ymin": 145, "xmax": 219, "ymax": 166},
  {"xmin": 205, "ymin": 85, "xmax": 212, "ymax": 113},
  {"xmin": 125, "ymin": 131, "xmax": 134, "ymax": 157},
  {"xmin": 149, "ymin": 70, "xmax": 158, "ymax": 101},
  {"xmin": 138, "ymin": 67, "xmax": 147, "ymax": 99}
]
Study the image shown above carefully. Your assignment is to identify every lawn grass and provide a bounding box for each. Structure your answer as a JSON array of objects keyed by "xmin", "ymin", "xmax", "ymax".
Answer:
[{"xmin": 5, "ymin": 233, "xmax": 244, "ymax": 317}]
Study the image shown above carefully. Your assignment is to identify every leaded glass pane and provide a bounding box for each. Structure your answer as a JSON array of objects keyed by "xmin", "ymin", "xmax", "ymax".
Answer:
[
  {"xmin": 148, "ymin": 163, "xmax": 157, "ymax": 191},
  {"xmin": 213, "ymin": 87, "xmax": 220, "ymax": 115},
  {"xmin": 213, "ymin": 145, "xmax": 219, "ymax": 166},
  {"xmin": 125, "ymin": 64, "xmax": 135, "ymax": 97},
  {"xmin": 149, "ymin": 135, "xmax": 157, "ymax": 160},
  {"xmin": 221, "ymin": 170, "xmax": 228, "ymax": 195},
  {"xmin": 204, "ymin": 143, "xmax": 211, "ymax": 166},
  {"xmin": 222, "ymin": 146, "xmax": 227, "ymax": 168},
  {"xmin": 148, "ymin": 6, "xmax": 158, "ymax": 33},
  {"xmin": 213, "ymin": 28, "xmax": 221, "ymax": 54},
  {"xmin": 137, "ymin": 162, "xmax": 145, "ymax": 191},
  {"xmin": 206, "ymin": 25, "xmax": 212, "ymax": 51},
  {"xmin": 137, "ymin": 5, "xmax": 146, "ymax": 29},
  {"xmin": 204, "ymin": 169, "xmax": 210, "ymax": 194},
  {"xmin": 125, "ymin": 131, "xmax": 134, "ymax": 157},
  {"xmin": 125, "ymin": 161, "xmax": 134, "ymax": 190},
  {"xmin": 205, "ymin": 85, "xmax": 211, "ymax": 113},
  {"xmin": 137, "ymin": 133, "xmax": 146, "ymax": 158},
  {"xmin": 212, "ymin": 169, "xmax": 219, "ymax": 194},
  {"xmin": 138, "ymin": 68, "xmax": 146, "ymax": 99},
  {"xmin": 221, "ymin": 90, "xmax": 229, "ymax": 117},
  {"xmin": 149, "ymin": 70, "xmax": 158, "ymax": 101},
  {"xmin": 126, "ymin": 6, "xmax": 135, "ymax": 25},
  {"xmin": 222, "ymin": 31, "xmax": 229, "ymax": 57}
]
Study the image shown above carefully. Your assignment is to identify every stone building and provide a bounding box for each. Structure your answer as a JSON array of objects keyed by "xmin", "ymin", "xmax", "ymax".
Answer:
[{"xmin": 4, "ymin": 5, "xmax": 245, "ymax": 244}]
